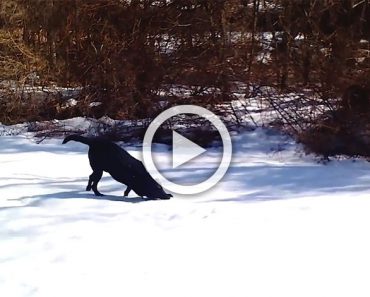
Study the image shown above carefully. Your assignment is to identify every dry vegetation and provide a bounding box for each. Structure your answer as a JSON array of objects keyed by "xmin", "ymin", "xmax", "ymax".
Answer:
[{"xmin": 1, "ymin": 0, "xmax": 370, "ymax": 155}]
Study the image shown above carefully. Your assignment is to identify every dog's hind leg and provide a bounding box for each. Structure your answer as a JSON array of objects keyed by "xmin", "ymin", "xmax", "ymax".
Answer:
[{"xmin": 87, "ymin": 170, "xmax": 104, "ymax": 196}]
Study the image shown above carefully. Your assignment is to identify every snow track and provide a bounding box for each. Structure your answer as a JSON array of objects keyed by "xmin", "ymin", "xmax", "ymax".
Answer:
[{"xmin": 1, "ymin": 131, "xmax": 370, "ymax": 297}]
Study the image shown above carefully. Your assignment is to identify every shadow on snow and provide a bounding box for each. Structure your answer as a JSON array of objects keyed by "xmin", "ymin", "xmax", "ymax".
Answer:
[{"xmin": 2, "ymin": 158, "xmax": 370, "ymax": 209}]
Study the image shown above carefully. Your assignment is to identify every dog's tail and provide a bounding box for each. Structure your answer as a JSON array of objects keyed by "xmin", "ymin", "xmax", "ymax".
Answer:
[{"xmin": 62, "ymin": 134, "xmax": 92, "ymax": 146}]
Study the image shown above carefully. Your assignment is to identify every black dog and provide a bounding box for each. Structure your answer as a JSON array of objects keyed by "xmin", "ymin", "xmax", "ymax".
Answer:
[{"xmin": 62, "ymin": 135, "xmax": 172, "ymax": 199}]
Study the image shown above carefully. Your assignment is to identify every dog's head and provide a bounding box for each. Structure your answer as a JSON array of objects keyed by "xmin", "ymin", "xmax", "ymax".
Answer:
[
  {"xmin": 162, "ymin": 193, "xmax": 173, "ymax": 200},
  {"xmin": 146, "ymin": 183, "xmax": 173, "ymax": 200},
  {"xmin": 153, "ymin": 186, "xmax": 173, "ymax": 200}
]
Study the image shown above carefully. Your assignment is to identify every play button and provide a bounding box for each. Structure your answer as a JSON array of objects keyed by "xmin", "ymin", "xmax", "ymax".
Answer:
[
  {"xmin": 172, "ymin": 131, "xmax": 206, "ymax": 168},
  {"xmin": 143, "ymin": 105, "xmax": 232, "ymax": 195}
]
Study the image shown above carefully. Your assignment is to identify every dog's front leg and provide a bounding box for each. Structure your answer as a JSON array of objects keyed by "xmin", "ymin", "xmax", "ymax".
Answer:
[{"xmin": 124, "ymin": 186, "xmax": 132, "ymax": 196}]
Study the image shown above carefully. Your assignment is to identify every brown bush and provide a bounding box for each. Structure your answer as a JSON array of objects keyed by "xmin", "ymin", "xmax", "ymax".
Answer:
[
  {"xmin": 1, "ymin": 0, "xmax": 370, "ymax": 133},
  {"xmin": 299, "ymin": 85, "xmax": 370, "ymax": 158}
]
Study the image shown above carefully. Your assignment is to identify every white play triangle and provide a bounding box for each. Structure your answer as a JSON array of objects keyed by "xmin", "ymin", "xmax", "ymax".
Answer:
[{"xmin": 172, "ymin": 131, "xmax": 206, "ymax": 168}]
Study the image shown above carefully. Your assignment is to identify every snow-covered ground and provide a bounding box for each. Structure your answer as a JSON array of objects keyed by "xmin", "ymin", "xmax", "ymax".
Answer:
[{"xmin": 1, "ymin": 129, "xmax": 370, "ymax": 297}]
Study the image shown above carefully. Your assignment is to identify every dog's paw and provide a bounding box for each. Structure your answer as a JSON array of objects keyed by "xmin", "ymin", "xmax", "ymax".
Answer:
[{"xmin": 161, "ymin": 196, "xmax": 172, "ymax": 200}]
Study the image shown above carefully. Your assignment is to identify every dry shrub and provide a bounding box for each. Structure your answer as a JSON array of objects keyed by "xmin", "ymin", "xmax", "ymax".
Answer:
[
  {"xmin": 0, "ymin": 30, "xmax": 47, "ymax": 81},
  {"xmin": 2, "ymin": 0, "xmax": 370, "ymax": 138},
  {"xmin": 0, "ymin": 87, "xmax": 79, "ymax": 124},
  {"xmin": 299, "ymin": 85, "xmax": 370, "ymax": 158}
]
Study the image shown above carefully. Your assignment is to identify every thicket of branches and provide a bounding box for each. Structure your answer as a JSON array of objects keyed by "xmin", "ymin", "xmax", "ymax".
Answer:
[{"xmin": 1, "ymin": 0, "xmax": 370, "ymax": 126}]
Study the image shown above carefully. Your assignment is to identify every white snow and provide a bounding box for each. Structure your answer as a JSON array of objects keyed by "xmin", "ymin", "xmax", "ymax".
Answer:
[{"xmin": 1, "ymin": 129, "xmax": 370, "ymax": 297}]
